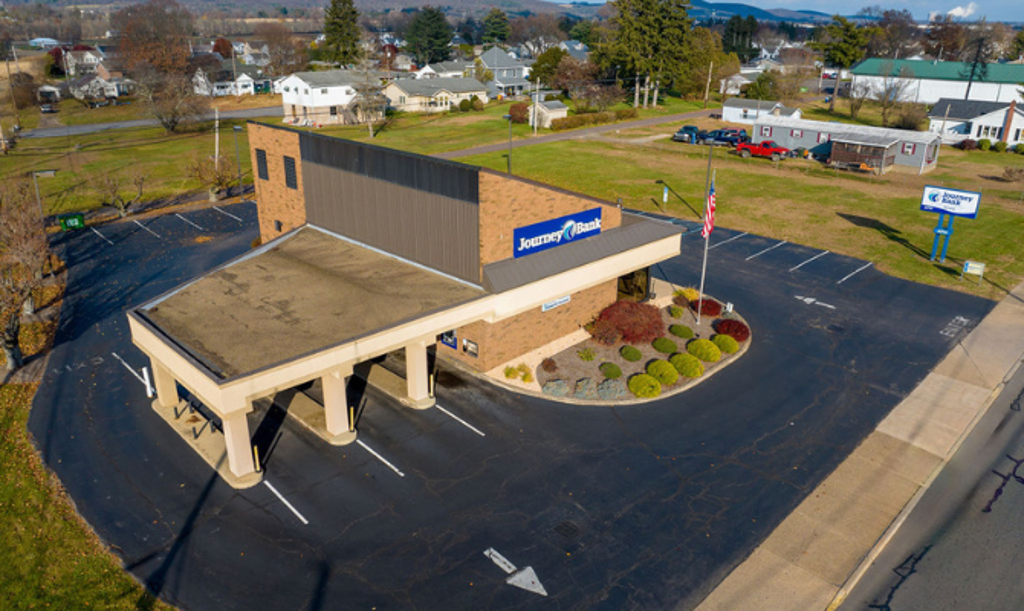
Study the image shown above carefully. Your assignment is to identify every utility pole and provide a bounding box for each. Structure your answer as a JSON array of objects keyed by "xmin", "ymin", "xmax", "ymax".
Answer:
[
  {"xmin": 231, "ymin": 42, "xmax": 239, "ymax": 98},
  {"xmin": 703, "ymin": 61, "xmax": 714, "ymax": 109},
  {"xmin": 214, "ymin": 107, "xmax": 220, "ymax": 170},
  {"xmin": 5, "ymin": 57, "xmax": 20, "ymax": 130},
  {"xmin": 532, "ymin": 78, "xmax": 538, "ymax": 137}
]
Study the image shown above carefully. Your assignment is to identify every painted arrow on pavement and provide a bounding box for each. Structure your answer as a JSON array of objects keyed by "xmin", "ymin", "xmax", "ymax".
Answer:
[{"xmin": 483, "ymin": 547, "xmax": 548, "ymax": 597}]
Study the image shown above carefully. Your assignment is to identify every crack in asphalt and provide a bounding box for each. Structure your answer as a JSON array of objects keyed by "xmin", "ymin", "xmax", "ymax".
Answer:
[
  {"xmin": 867, "ymin": 546, "xmax": 932, "ymax": 611},
  {"xmin": 981, "ymin": 454, "xmax": 1024, "ymax": 514}
]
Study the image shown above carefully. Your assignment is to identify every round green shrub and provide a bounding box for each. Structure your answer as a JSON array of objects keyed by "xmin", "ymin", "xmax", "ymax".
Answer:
[
  {"xmin": 458, "ymin": 99, "xmax": 472, "ymax": 112},
  {"xmin": 577, "ymin": 347, "xmax": 596, "ymax": 361},
  {"xmin": 687, "ymin": 338, "xmax": 722, "ymax": 363},
  {"xmin": 652, "ymin": 337, "xmax": 677, "ymax": 353},
  {"xmin": 668, "ymin": 305, "xmax": 684, "ymax": 318},
  {"xmin": 620, "ymin": 345, "xmax": 643, "ymax": 362},
  {"xmin": 627, "ymin": 373, "xmax": 662, "ymax": 398},
  {"xmin": 978, "ymin": 138, "xmax": 992, "ymax": 151},
  {"xmin": 646, "ymin": 359, "xmax": 679, "ymax": 385},
  {"xmin": 670, "ymin": 353, "xmax": 705, "ymax": 377},
  {"xmin": 599, "ymin": 362, "xmax": 623, "ymax": 379},
  {"xmin": 669, "ymin": 324, "xmax": 694, "ymax": 339},
  {"xmin": 713, "ymin": 334, "xmax": 740, "ymax": 354},
  {"xmin": 993, "ymin": 141, "xmax": 1008, "ymax": 153}
]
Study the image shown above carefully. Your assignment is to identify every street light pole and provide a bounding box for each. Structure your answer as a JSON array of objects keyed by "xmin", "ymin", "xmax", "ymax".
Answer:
[
  {"xmin": 503, "ymin": 114, "xmax": 512, "ymax": 174},
  {"xmin": 233, "ymin": 125, "xmax": 243, "ymax": 199},
  {"xmin": 31, "ymin": 170, "xmax": 56, "ymax": 220}
]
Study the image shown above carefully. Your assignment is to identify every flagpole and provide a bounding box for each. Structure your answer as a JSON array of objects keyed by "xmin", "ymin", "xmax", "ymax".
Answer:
[{"xmin": 697, "ymin": 149, "xmax": 715, "ymax": 327}]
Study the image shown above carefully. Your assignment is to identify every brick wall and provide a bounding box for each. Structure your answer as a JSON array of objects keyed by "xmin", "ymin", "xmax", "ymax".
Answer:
[
  {"xmin": 440, "ymin": 279, "xmax": 617, "ymax": 372},
  {"xmin": 248, "ymin": 123, "xmax": 306, "ymax": 243},
  {"xmin": 477, "ymin": 170, "xmax": 622, "ymax": 268}
]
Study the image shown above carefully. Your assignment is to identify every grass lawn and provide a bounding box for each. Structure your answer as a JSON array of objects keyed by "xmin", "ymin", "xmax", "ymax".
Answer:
[
  {"xmin": 461, "ymin": 138, "xmax": 1024, "ymax": 301},
  {"xmin": 0, "ymin": 119, "xmax": 252, "ymax": 216},
  {"xmin": 55, "ymin": 94, "xmax": 282, "ymax": 127},
  {"xmin": 798, "ymin": 98, "xmax": 923, "ymax": 130}
]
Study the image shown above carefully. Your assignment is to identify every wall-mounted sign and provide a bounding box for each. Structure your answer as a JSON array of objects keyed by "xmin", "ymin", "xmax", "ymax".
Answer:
[
  {"xmin": 513, "ymin": 208, "xmax": 602, "ymax": 258},
  {"xmin": 440, "ymin": 330, "xmax": 457, "ymax": 349},
  {"xmin": 541, "ymin": 295, "xmax": 571, "ymax": 312},
  {"xmin": 920, "ymin": 186, "xmax": 981, "ymax": 219}
]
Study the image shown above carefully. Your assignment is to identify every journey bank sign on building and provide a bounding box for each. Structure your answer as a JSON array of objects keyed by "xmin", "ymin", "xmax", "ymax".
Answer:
[{"xmin": 514, "ymin": 208, "xmax": 603, "ymax": 257}]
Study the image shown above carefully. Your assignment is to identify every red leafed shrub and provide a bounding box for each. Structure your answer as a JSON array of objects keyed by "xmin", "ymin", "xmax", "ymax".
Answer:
[
  {"xmin": 715, "ymin": 319, "xmax": 750, "ymax": 342},
  {"xmin": 689, "ymin": 298, "xmax": 723, "ymax": 317},
  {"xmin": 541, "ymin": 357, "xmax": 559, "ymax": 373},
  {"xmin": 586, "ymin": 318, "xmax": 623, "ymax": 345},
  {"xmin": 509, "ymin": 102, "xmax": 530, "ymax": 124},
  {"xmin": 595, "ymin": 300, "xmax": 664, "ymax": 343}
]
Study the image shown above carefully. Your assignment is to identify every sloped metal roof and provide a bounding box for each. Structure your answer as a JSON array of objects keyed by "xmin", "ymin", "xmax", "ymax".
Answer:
[
  {"xmin": 927, "ymin": 98, "xmax": 1013, "ymax": 121},
  {"xmin": 755, "ymin": 115, "xmax": 939, "ymax": 146},
  {"xmin": 851, "ymin": 59, "xmax": 1024, "ymax": 85}
]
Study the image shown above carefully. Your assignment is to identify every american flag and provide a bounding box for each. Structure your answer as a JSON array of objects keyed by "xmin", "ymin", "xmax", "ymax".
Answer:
[{"xmin": 701, "ymin": 181, "xmax": 716, "ymax": 239}]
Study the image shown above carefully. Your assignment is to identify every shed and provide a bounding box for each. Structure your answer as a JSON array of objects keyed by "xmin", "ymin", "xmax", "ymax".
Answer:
[{"xmin": 529, "ymin": 100, "xmax": 568, "ymax": 129}]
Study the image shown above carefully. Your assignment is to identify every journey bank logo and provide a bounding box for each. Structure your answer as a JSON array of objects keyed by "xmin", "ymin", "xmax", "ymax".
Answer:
[
  {"xmin": 513, "ymin": 208, "xmax": 603, "ymax": 258},
  {"xmin": 920, "ymin": 186, "xmax": 981, "ymax": 219}
]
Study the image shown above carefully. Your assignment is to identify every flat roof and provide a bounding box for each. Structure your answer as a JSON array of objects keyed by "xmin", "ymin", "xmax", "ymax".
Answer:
[{"xmin": 142, "ymin": 227, "xmax": 487, "ymax": 379}]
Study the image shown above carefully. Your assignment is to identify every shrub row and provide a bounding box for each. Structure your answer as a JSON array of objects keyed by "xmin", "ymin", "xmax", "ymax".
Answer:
[
  {"xmin": 957, "ymin": 139, "xmax": 1024, "ymax": 154},
  {"xmin": 550, "ymin": 108, "xmax": 640, "ymax": 131}
]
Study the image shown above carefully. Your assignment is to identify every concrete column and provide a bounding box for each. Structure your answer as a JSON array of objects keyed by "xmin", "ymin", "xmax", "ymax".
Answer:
[
  {"xmin": 222, "ymin": 409, "xmax": 256, "ymax": 478},
  {"xmin": 151, "ymin": 360, "xmax": 179, "ymax": 408},
  {"xmin": 405, "ymin": 338, "xmax": 434, "ymax": 409},
  {"xmin": 322, "ymin": 363, "xmax": 354, "ymax": 439}
]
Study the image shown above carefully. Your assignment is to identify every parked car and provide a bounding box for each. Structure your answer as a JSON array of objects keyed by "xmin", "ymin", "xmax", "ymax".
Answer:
[
  {"xmin": 698, "ymin": 129, "xmax": 734, "ymax": 146},
  {"xmin": 672, "ymin": 125, "xmax": 704, "ymax": 143},
  {"xmin": 719, "ymin": 129, "xmax": 749, "ymax": 146},
  {"xmin": 40, "ymin": 104, "xmax": 57, "ymax": 113},
  {"xmin": 736, "ymin": 140, "xmax": 791, "ymax": 161}
]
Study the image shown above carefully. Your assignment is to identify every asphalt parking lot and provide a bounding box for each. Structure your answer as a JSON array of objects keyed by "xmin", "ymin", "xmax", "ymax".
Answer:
[{"xmin": 30, "ymin": 207, "xmax": 995, "ymax": 610}]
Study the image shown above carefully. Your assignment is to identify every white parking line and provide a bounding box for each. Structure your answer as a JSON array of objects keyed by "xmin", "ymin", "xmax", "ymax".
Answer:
[
  {"xmin": 90, "ymin": 227, "xmax": 114, "ymax": 246},
  {"xmin": 356, "ymin": 439, "xmax": 405, "ymax": 477},
  {"xmin": 213, "ymin": 206, "xmax": 243, "ymax": 222},
  {"xmin": 111, "ymin": 352, "xmax": 153, "ymax": 394},
  {"xmin": 175, "ymin": 213, "xmax": 205, "ymax": 231},
  {"xmin": 709, "ymin": 232, "xmax": 749, "ymax": 250},
  {"xmin": 789, "ymin": 250, "xmax": 830, "ymax": 272},
  {"xmin": 746, "ymin": 240, "xmax": 788, "ymax": 261},
  {"xmin": 837, "ymin": 262, "xmax": 873, "ymax": 285},
  {"xmin": 133, "ymin": 219, "xmax": 162, "ymax": 239},
  {"xmin": 435, "ymin": 403, "xmax": 486, "ymax": 437},
  {"xmin": 263, "ymin": 480, "xmax": 309, "ymax": 525}
]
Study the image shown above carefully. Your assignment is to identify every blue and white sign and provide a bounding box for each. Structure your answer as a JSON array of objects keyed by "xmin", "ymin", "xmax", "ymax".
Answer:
[
  {"xmin": 541, "ymin": 295, "xmax": 571, "ymax": 312},
  {"xmin": 920, "ymin": 186, "xmax": 981, "ymax": 219},
  {"xmin": 513, "ymin": 208, "xmax": 603, "ymax": 258}
]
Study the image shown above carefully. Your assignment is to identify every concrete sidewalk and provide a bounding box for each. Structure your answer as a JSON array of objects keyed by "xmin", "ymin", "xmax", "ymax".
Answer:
[{"xmin": 696, "ymin": 282, "xmax": 1024, "ymax": 611}]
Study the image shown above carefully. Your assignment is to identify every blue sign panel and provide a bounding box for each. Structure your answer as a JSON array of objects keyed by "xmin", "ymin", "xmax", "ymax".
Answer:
[
  {"xmin": 920, "ymin": 185, "xmax": 981, "ymax": 219},
  {"xmin": 513, "ymin": 208, "xmax": 603, "ymax": 258}
]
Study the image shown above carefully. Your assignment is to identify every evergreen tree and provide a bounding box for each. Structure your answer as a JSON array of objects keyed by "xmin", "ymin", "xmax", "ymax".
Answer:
[
  {"xmin": 323, "ymin": 0, "xmax": 361, "ymax": 65},
  {"xmin": 482, "ymin": 8, "xmax": 510, "ymax": 45},
  {"xmin": 406, "ymin": 6, "xmax": 452, "ymax": 66},
  {"xmin": 808, "ymin": 15, "xmax": 870, "ymax": 112}
]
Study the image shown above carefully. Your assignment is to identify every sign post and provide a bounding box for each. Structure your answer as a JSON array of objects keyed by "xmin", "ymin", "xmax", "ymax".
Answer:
[{"xmin": 919, "ymin": 186, "xmax": 980, "ymax": 263}]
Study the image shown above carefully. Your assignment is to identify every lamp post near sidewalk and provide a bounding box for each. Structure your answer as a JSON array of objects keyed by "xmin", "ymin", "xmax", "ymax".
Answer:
[
  {"xmin": 232, "ymin": 125, "xmax": 243, "ymax": 200},
  {"xmin": 31, "ymin": 169, "xmax": 57, "ymax": 219},
  {"xmin": 503, "ymin": 114, "xmax": 512, "ymax": 174}
]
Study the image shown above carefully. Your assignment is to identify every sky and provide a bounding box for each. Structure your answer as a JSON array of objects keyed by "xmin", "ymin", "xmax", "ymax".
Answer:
[{"xmin": 714, "ymin": 0, "xmax": 1024, "ymax": 22}]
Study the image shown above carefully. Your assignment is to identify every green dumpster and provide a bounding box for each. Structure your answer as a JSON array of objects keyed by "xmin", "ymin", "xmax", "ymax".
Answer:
[{"xmin": 59, "ymin": 213, "xmax": 85, "ymax": 231}]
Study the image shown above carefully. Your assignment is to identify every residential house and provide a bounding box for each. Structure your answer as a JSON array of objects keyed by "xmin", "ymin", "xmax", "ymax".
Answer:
[
  {"xmin": 529, "ymin": 100, "xmax": 568, "ymax": 128},
  {"xmin": 68, "ymin": 75, "xmax": 120, "ymax": 100},
  {"xmin": 416, "ymin": 60, "xmax": 473, "ymax": 79},
  {"xmin": 722, "ymin": 98, "xmax": 801, "ymax": 124},
  {"xmin": 720, "ymin": 73, "xmax": 754, "ymax": 96},
  {"xmin": 193, "ymin": 62, "xmax": 271, "ymax": 97},
  {"xmin": 850, "ymin": 59, "xmax": 1024, "ymax": 104},
  {"xmin": 752, "ymin": 115, "xmax": 941, "ymax": 174},
  {"xmin": 280, "ymin": 70, "xmax": 363, "ymax": 124},
  {"xmin": 29, "ymin": 37, "xmax": 60, "ymax": 49},
  {"xmin": 37, "ymin": 85, "xmax": 62, "ymax": 102},
  {"xmin": 559, "ymin": 40, "xmax": 589, "ymax": 61},
  {"xmin": 927, "ymin": 98, "xmax": 1023, "ymax": 147},
  {"xmin": 384, "ymin": 77, "xmax": 488, "ymax": 113},
  {"xmin": 65, "ymin": 50, "xmax": 104, "ymax": 77},
  {"xmin": 479, "ymin": 47, "xmax": 530, "ymax": 98}
]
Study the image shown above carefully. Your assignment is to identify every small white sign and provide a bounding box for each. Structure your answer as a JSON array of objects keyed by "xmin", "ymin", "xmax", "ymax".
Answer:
[
  {"xmin": 542, "ymin": 295, "xmax": 571, "ymax": 312},
  {"xmin": 920, "ymin": 186, "xmax": 981, "ymax": 219}
]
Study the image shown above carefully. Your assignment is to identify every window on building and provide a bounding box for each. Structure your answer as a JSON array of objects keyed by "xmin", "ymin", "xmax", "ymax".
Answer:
[
  {"xmin": 330, "ymin": 106, "xmax": 337, "ymax": 116},
  {"xmin": 761, "ymin": 126, "xmax": 772, "ymax": 137},
  {"xmin": 902, "ymin": 142, "xmax": 916, "ymax": 155},
  {"xmin": 399, "ymin": 96, "xmax": 406, "ymax": 104},
  {"xmin": 1016, "ymin": 128, "xmax": 1021, "ymax": 142},
  {"xmin": 283, "ymin": 156, "xmax": 297, "ymax": 190},
  {"xmin": 255, "ymin": 148, "xmax": 268, "ymax": 180},
  {"xmin": 791, "ymin": 129, "xmax": 803, "ymax": 138},
  {"xmin": 462, "ymin": 339, "xmax": 478, "ymax": 358},
  {"xmin": 321, "ymin": 88, "xmax": 327, "ymax": 94},
  {"xmin": 742, "ymin": 109, "xmax": 749, "ymax": 118},
  {"xmin": 817, "ymin": 132, "xmax": 830, "ymax": 143},
  {"xmin": 274, "ymin": 220, "xmax": 283, "ymax": 232}
]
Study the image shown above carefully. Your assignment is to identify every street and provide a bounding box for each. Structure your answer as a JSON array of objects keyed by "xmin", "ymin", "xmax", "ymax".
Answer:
[{"xmin": 29, "ymin": 209, "xmax": 993, "ymax": 610}]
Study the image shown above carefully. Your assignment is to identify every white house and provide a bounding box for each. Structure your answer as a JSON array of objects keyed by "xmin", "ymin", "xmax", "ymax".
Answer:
[
  {"xmin": 65, "ymin": 50, "xmax": 104, "ymax": 77},
  {"xmin": 29, "ymin": 37, "xmax": 60, "ymax": 49},
  {"xmin": 927, "ymin": 99, "xmax": 1024, "ymax": 147},
  {"xmin": 415, "ymin": 60, "xmax": 473, "ymax": 79},
  {"xmin": 851, "ymin": 59, "xmax": 1024, "ymax": 105},
  {"xmin": 193, "ymin": 63, "xmax": 269, "ymax": 97},
  {"xmin": 280, "ymin": 70, "xmax": 362, "ymax": 124},
  {"xmin": 383, "ymin": 77, "xmax": 488, "ymax": 113},
  {"xmin": 68, "ymin": 74, "xmax": 119, "ymax": 100},
  {"xmin": 722, "ymin": 98, "xmax": 802, "ymax": 124}
]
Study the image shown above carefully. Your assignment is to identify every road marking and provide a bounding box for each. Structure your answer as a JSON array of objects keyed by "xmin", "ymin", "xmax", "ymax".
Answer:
[
  {"xmin": 111, "ymin": 352, "xmax": 154, "ymax": 395},
  {"xmin": 175, "ymin": 213, "xmax": 205, "ymax": 231},
  {"xmin": 709, "ymin": 232, "xmax": 748, "ymax": 250},
  {"xmin": 836, "ymin": 262, "xmax": 873, "ymax": 285},
  {"xmin": 356, "ymin": 439, "xmax": 405, "ymax": 477},
  {"xmin": 213, "ymin": 206, "xmax": 243, "ymax": 222},
  {"xmin": 435, "ymin": 403, "xmax": 486, "ymax": 437},
  {"xmin": 483, "ymin": 548, "xmax": 548, "ymax": 596},
  {"xmin": 263, "ymin": 480, "xmax": 309, "ymax": 525},
  {"xmin": 133, "ymin": 219, "xmax": 162, "ymax": 239},
  {"xmin": 789, "ymin": 250, "xmax": 830, "ymax": 272},
  {"xmin": 745, "ymin": 240, "xmax": 787, "ymax": 261},
  {"xmin": 794, "ymin": 295, "xmax": 836, "ymax": 310},
  {"xmin": 90, "ymin": 227, "xmax": 114, "ymax": 246}
]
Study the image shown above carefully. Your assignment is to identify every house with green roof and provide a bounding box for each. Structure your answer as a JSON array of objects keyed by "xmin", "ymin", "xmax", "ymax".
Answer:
[{"xmin": 850, "ymin": 59, "xmax": 1024, "ymax": 105}]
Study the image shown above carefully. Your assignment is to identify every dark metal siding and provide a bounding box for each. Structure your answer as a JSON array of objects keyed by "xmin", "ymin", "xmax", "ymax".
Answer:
[{"xmin": 302, "ymin": 159, "xmax": 481, "ymax": 284}]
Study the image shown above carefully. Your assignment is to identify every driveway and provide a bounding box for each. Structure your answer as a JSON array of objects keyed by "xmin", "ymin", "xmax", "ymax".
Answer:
[
  {"xmin": 20, "ymin": 106, "xmax": 283, "ymax": 139},
  {"xmin": 30, "ymin": 210, "xmax": 993, "ymax": 610}
]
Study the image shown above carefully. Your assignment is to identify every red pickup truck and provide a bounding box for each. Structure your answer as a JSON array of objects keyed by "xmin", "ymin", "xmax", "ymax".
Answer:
[{"xmin": 736, "ymin": 140, "xmax": 790, "ymax": 161}]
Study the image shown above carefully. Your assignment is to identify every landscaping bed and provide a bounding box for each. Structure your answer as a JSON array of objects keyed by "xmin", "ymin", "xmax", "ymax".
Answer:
[{"xmin": 519, "ymin": 291, "xmax": 750, "ymax": 403}]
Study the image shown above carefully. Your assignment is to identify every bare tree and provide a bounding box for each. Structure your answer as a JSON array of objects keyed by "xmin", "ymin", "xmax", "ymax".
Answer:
[
  {"xmin": 90, "ymin": 168, "xmax": 148, "ymax": 218},
  {"xmin": 553, "ymin": 56, "xmax": 599, "ymax": 112},
  {"xmin": 509, "ymin": 14, "xmax": 566, "ymax": 57},
  {"xmin": 0, "ymin": 180, "xmax": 51, "ymax": 371},
  {"xmin": 848, "ymin": 80, "xmax": 870, "ymax": 120},
  {"xmin": 135, "ymin": 71, "xmax": 210, "ymax": 133},
  {"xmin": 187, "ymin": 154, "xmax": 238, "ymax": 202},
  {"xmin": 255, "ymin": 22, "xmax": 308, "ymax": 76},
  {"xmin": 871, "ymin": 63, "xmax": 914, "ymax": 127},
  {"xmin": 351, "ymin": 57, "xmax": 386, "ymax": 138}
]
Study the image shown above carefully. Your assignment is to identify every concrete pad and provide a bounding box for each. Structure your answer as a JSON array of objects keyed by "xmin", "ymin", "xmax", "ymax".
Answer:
[
  {"xmin": 151, "ymin": 399, "xmax": 262, "ymax": 489},
  {"xmin": 273, "ymin": 390, "xmax": 357, "ymax": 446},
  {"xmin": 932, "ymin": 343, "xmax": 991, "ymax": 388},
  {"xmin": 693, "ymin": 548, "xmax": 837, "ymax": 611},
  {"xmin": 876, "ymin": 372, "xmax": 992, "ymax": 458},
  {"xmin": 948, "ymin": 285, "xmax": 1024, "ymax": 388},
  {"xmin": 854, "ymin": 431, "xmax": 943, "ymax": 486}
]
